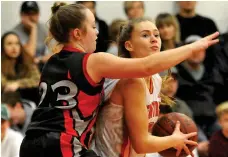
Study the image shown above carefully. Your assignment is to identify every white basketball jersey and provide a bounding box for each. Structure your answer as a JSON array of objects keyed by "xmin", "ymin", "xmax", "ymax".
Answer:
[{"xmin": 94, "ymin": 74, "xmax": 162, "ymax": 157}]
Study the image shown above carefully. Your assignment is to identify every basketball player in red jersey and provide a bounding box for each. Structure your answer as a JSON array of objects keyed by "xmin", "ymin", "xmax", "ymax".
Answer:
[
  {"xmin": 94, "ymin": 18, "xmax": 197, "ymax": 157},
  {"xmin": 20, "ymin": 3, "xmax": 219, "ymax": 157}
]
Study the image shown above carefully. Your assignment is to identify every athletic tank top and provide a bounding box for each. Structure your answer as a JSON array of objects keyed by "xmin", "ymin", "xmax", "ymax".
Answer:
[
  {"xmin": 94, "ymin": 74, "xmax": 162, "ymax": 157},
  {"xmin": 26, "ymin": 46, "xmax": 104, "ymax": 155}
]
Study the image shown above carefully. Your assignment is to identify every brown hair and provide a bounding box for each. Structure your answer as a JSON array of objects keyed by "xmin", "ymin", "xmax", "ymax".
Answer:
[
  {"xmin": 46, "ymin": 3, "xmax": 87, "ymax": 52},
  {"xmin": 118, "ymin": 17, "xmax": 175, "ymax": 106},
  {"xmin": 156, "ymin": 13, "xmax": 180, "ymax": 43},
  {"xmin": 109, "ymin": 19, "xmax": 127, "ymax": 42},
  {"xmin": 1, "ymin": 91, "xmax": 21, "ymax": 108},
  {"xmin": 124, "ymin": 1, "xmax": 144, "ymax": 16},
  {"xmin": 1, "ymin": 32, "xmax": 33, "ymax": 79}
]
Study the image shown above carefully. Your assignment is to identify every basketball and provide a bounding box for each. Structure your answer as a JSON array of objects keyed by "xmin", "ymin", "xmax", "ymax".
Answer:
[{"xmin": 152, "ymin": 112, "xmax": 198, "ymax": 157}]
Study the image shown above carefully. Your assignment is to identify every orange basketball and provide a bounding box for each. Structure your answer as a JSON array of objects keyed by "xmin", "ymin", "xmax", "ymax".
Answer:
[{"xmin": 152, "ymin": 112, "xmax": 198, "ymax": 157}]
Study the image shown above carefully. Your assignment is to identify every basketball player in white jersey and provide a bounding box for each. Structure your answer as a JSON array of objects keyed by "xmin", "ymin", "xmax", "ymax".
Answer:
[{"xmin": 93, "ymin": 18, "xmax": 197, "ymax": 157}]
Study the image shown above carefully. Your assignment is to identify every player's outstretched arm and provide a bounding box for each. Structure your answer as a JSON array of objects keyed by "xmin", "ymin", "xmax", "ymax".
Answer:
[{"xmin": 87, "ymin": 32, "xmax": 219, "ymax": 83}]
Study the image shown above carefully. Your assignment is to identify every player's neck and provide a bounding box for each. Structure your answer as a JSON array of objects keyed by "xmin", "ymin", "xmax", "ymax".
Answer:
[
  {"xmin": 179, "ymin": 9, "xmax": 196, "ymax": 18},
  {"xmin": 64, "ymin": 42, "xmax": 86, "ymax": 53}
]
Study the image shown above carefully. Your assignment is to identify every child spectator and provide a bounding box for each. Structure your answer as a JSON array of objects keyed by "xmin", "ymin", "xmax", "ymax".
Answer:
[{"xmin": 209, "ymin": 101, "xmax": 228, "ymax": 157}]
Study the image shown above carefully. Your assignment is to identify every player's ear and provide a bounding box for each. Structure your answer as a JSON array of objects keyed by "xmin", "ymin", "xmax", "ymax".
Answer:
[
  {"xmin": 125, "ymin": 41, "xmax": 133, "ymax": 52},
  {"xmin": 72, "ymin": 28, "xmax": 82, "ymax": 40}
]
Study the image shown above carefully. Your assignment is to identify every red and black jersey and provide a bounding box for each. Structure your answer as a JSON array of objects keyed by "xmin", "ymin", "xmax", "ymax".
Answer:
[{"xmin": 26, "ymin": 47, "xmax": 104, "ymax": 150}]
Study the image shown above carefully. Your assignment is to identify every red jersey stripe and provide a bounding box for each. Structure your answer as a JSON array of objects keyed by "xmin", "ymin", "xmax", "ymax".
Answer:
[
  {"xmin": 120, "ymin": 136, "xmax": 130, "ymax": 157},
  {"xmin": 60, "ymin": 132, "xmax": 73, "ymax": 157},
  {"xmin": 80, "ymin": 114, "xmax": 98, "ymax": 148},
  {"xmin": 63, "ymin": 110, "xmax": 78, "ymax": 136},
  {"xmin": 77, "ymin": 91, "xmax": 100, "ymax": 118},
  {"xmin": 67, "ymin": 70, "xmax": 72, "ymax": 80},
  {"xmin": 82, "ymin": 53, "xmax": 99, "ymax": 87}
]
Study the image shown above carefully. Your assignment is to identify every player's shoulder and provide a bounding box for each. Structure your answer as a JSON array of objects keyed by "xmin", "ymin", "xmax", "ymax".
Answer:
[
  {"xmin": 87, "ymin": 52, "xmax": 114, "ymax": 64},
  {"xmin": 53, "ymin": 50, "xmax": 85, "ymax": 61},
  {"xmin": 90, "ymin": 52, "xmax": 110, "ymax": 57},
  {"xmin": 43, "ymin": 51, "xmax": 83, "ymax": 72},
  {"xmin": 116, "ymin": 78, "xmax": 147, "ymax": 103}
]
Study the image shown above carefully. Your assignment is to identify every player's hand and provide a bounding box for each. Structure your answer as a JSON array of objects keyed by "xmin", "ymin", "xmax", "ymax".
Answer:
[
  {"xmin": 189, "ymin": 31, "xmax": 219, "ymax": 56},
  {"xmin": 171, "ymin": 121, "xmax": 198, "ymax": 157}
]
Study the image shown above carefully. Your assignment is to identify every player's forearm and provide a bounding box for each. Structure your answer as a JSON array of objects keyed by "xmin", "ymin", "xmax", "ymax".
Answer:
[
  {"xmin": 93, "ymin": 44, "xmax": 192, "ymax": 80},
  {"xmin": 24, "ymin": 26, "xmax": 37, "ymax": 57},
  {"xmin": 142, "ymin": 44, "xmax": 192, "ymax": 76},
  {"xmin": 134, "ymin": 134, "xmax": 176, "ymax": 154}
]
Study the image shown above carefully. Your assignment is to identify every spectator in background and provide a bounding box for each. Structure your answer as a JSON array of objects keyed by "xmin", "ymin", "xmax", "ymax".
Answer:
[
  {"xmin": 156, "ymin": 13, "xmax": 182, "ymax": 51},
  {"xmin": 176, "ymin": 1, "xmax": 218, "ymax": 42},
  {"xmin": 107, "ymin": 19, "xmax": 127, "ymax": 56},
  {"xmin": 76, "ymin": 1, "xmax": 109, "ymax": 52},
  {"xmin": 176, "ymin": 1, "xmax": 219, "ymax": 69},
  {"xmin": 13, "ymin": 1, "xmax": 51, "ymax": 71},
  {"xmin": 176, "ymin": 35, "xmax": 223, "ymax": 140},
  {"xmin": 156, "ymin": 13, "xmax": 182, "ymax": 76},
  {"xmin": 214, "ymin": 32, "xmax": 228, "ymax": 104},
  {"xmin": 1, "ymin": 104, "xmax": 23, "ymax": 157},
  {"xmin": 1, "ymin": 32, "xmax": 40, "ymax": 103},
  {"xmin": 161, "ymin": 67, "xmax": 193, "ymax": 118},
  {"xmin": 124, "ymin": 1, "xmax": 145, "ymax": 20},
  {"xmin": 209, "ymin": 101, "xmax": 228, "ymax": 157},
  {"xmin": 2, "ymin": 91, "xmax": 36, "ymax": 136}
]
